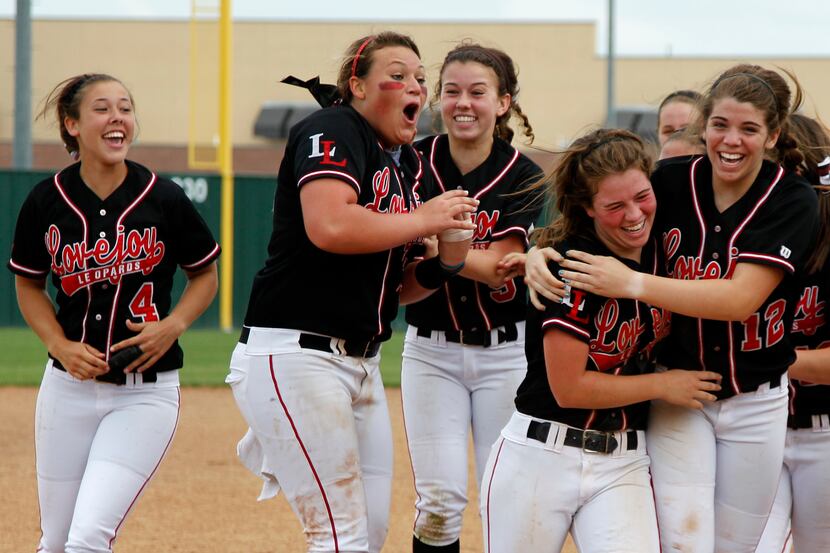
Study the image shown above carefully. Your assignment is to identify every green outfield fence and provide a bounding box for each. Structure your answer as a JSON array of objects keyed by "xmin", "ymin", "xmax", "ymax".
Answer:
[{"xmin": 1, "ymin": 169, "xmax": 274, "ymax": 329}]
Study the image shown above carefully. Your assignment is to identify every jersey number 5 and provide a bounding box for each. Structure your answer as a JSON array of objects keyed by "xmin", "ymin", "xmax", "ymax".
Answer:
[
  {"xmin": 490, "ymin": 279, "xmax": 517, "ymax": 303},
  {"xmin": 129, "ymin": 283, "xmax": 160, "ymax": 322}
]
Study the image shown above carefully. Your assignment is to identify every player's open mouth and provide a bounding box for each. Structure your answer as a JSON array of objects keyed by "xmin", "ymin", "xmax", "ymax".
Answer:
[
  {"xmin": 718, "ymin": 152, "xmax": 744, "ymax": 166},
  {"xmin": 403, "ymin": 102, "xmax": 420, "ymax": 124},
  {"xmin": 454, "ymin": 115, "xmax": 476, "ymax": 123},
  {"xmin": 103, "ymin": 131, "xmax": 126, "ymax": 146},
  {"xmin": 622, "ymin": 220, "xmax": 646, "ymax": 233}
]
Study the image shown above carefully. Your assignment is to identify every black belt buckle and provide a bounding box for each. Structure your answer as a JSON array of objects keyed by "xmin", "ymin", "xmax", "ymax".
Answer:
[
  {"xmin": 459, "ymin": 330, "xmax": 489, "ymax": 347},
  {"xmin": 582, "ymin": 430, "xmax": 617, "ymax": 454}
]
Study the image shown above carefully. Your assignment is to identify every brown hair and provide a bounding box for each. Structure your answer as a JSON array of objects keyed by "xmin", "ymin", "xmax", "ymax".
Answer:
[
  {"xmin": 533, "ymin": 129, "xmax": 653, "ymax": 248},
  {"xmin": 335, "ymin": 32, "xmax": 421, "ymax": 105},
  {"xmin": 432, "ymin": 42, "xmax": 534, "ymax": 144},
  {"xmin": 38, "ymin": 73, "xmax": 132, "ymax": 160},
  {"xmin": 657, "ymin": 89, "xmax": 701, "ymax": 134},
  {"xmin": 700, "ymin": 64, "xmax": 804, "ymax": 171},
  {"xmin": 789, "ymin": 113, "xmax": 830, "ymax": 274}
]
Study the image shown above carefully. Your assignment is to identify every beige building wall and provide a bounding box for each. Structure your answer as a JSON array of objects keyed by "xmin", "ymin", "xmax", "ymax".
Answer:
[{"xmin": 2, "ymin": 18, "xmax": 829, "ymax": 156}]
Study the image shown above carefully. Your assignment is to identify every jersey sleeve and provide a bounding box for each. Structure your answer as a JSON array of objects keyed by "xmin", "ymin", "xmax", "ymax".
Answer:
[
  {"xmin": 168, "ymin": 183, "xmax": 221, "ymax": 270},
  {"xmin": 734, "ymin": 174, "xmax": 819, "ymax": 275},
  {"xmin": 538, "ymin": 254, "xmax": 602, "ymax": 343},
  {"xmin": 491, "ymin": 156, "xmax": 545, "ymax": 246},
  {"xmin": 290, "ymin": 109, "xmax": 368, "ymax": 195},
  {"xmin": 7, "ymin": 190, "xmax": 51, "ymax": 279}
]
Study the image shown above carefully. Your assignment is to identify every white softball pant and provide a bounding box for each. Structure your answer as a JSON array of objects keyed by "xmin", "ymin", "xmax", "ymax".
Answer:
[
  {"xmin": 35, "ymin": 360, "xmax": 180, "ymax": 553},
  {"xmin": 480, "ymin": 412, "xmax": 659, "ymax": 553},
  {"xmin": 648, "ymin": 373, "xmax": 788, "ymax": 553},
  {"xmin": 755, "ymin": 414, "xmax": 830, "ymax": 553},
  {"xmin": 227, "ymin": 328, "xmax": 393, "ymax": 553},
  {"xmin": 400, "ymin": 324, "xmax": 526, "ymax": 546}
]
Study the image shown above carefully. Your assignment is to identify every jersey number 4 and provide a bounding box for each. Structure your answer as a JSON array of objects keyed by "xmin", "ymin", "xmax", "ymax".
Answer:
[
  {"xmin": 129, "ymin": 283, "xmax": 160, "ymax": 322},
  {"xmin": 741, "ymin": 299, "xmax": 786, "ymax": 352}
]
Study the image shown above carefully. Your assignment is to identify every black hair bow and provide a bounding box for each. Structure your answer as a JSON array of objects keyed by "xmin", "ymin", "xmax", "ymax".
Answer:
[{"xmin": 281, "ymin": 75, "xmax": 341, "ymax": 108}]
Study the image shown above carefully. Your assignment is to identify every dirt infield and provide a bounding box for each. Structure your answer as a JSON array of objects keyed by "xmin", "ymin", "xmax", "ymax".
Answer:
[{"xmin": 1, "ymin": 387, "xmax": 576, "ymax": 552}]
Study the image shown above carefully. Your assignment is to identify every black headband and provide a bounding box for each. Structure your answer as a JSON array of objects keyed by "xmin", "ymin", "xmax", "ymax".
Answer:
[{"xmin": 712, "ymin": 72, "xmax": 776, "ymax": 101}]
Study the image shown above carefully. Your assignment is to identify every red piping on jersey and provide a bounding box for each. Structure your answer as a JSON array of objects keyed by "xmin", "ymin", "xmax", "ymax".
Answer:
[
  {"xmin": 110, "ymin": 386, "xmax": 180, "ymax": 549},
  {"xmin": 427, "ymin": 136, "xmax": 447, "ymax": 193},
  {"xmin": 474, "ymin": 284, "xmax": 493, "ymax": 330},
  {"xmin": 269, "ymin": 355, "xmax": 340, "ymax": 552},
  {"xmin": 725, "ymin": 165, "xmax": 785, "ymax": 277},
  {"xmin": 376, "ymin": 250, "xmax": 393, "ymax": 337},
  {"xmin": 584, "ymin": 410, "xmax": 596, "ymax": 429},
  {"xmin": 443, "ymin": 282, "xmax": 461, "ymax": 331},
  {"xmin": 54, "ymin": 171, "xmax": 91, "ymax": 343},
  {"xmin": 8, "ymin": 260, "xmax": 49, "ymax": 277},
  {"xmin": 492, "ymin": 225, "xmax": 529, "ymax": 244},
  {"xmin": 688, "ymin": 158, "xmax": 709, "ymax": 372},
  {"xmin": 181, "ymin": 242, "xmax": 221, "ymax": 270},
  {"xmin": 485, "ymin": 437, "xmax": 506, "ymax": 553},
  {"xmin": 474, "ymin": 148, "xmax": 520, "ymax": 200},
  {"xmin": 542, "ymin": 318, "xmax": 591, "ymax": 340},
  {"xmin": 105, "ymin": 172, "xmax": 158, "ymax": 362},
  {"xmin": 736, "ymin": 252, "xmax": 794, "ymax": 273},
  {"xmin": 298, "ymin": 169, "xmax": 361, "ymax": 194},
  {"xmin": 724, "ymin": 164, "xmax": 784, "ymax": 394}
]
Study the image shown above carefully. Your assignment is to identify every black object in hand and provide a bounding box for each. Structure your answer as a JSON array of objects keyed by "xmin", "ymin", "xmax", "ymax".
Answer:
[{"xmin": 109, "ymin": 345, "xmax": 143, "ymax": 372}]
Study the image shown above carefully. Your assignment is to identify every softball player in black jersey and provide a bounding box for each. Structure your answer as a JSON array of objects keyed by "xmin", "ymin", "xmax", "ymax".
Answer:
[
  {"xmin": 7, "ymin": 74, "xmax": 219, "ymax": 553},
  {"xmin": 400, "ymin": 44, "xmax": 542, "ymax": 553},
  {"xmin": 226, "ymin": 32, "xmax": 477, "ymax": 553},
  {"xmin": 482, "ymin": 130, "xmax": 720, "ymax": 553},
  {"xmin": 756, "ymin": 114, "xmax": 830, "ymax": 553},
  {"xmin": 551, "ymin": 66, "xmax": 820, "ymax": 552}
]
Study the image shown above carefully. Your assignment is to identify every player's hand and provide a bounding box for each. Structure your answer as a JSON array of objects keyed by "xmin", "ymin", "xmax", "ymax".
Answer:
[
  {"xmin": 558, "ymin": 250, "xmax": 644, "ymax": 300},
  {"xmin": 525, "ymin": 246, "xmax": 567, "ymax": 310},
  {"xmin": 496, "ymin": 252, "xmax": 526, "ymax": 281},
  {"xmin": 422, "ymin": 235, "xmax": 439, "ymax": 259},
  {"xmin": 111, "ymin": 317, "xmax": 186, "ymax": 373},
  {"xmin": 437, "ymin": 209, "xmax": 474, "ymax": 266},
  {"xmin": 658, "ymin": 370, "xmax": 722, "ymax": 410},
  {"xmin": 52, "ymin": 339, "xmax": 109, "ymax": 380},
  {"xmin": 414, "ymin": 190, "xmax": 478, "ymax": 237}
]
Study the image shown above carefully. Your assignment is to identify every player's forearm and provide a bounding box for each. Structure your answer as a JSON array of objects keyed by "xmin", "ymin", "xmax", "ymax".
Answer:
[
  {"xmin": 635, "ymin": 273, "xmax": 766, "ymax": 322},
  {"xmin": 399, "ymin": 263, "xmax": 440, "ymax": 305},
  {"xmin": 306, "ymin": 204, "xmax": 426, "ymax": 254},
  {"xmin": 789, "ymin": 348, "xmax": 830, "ymax": 384},
  {"xmin": 166, "ymin": 264, "xmax": 219, "ymax": 335},
  {"xmin": 459, "ymin": 249, "xmax": 510, "ymax": 288},
  {"xmin": 551, "ymin": 370, "xmax": 664, "ymax": 409},
  {"xmin": 15, "ymin": 277, "xmax": 68, "ymax": 352}
]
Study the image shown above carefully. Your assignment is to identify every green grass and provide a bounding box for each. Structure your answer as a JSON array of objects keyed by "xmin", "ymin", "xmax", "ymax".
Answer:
[{"xmin": 1, "ymin": 327, "xmax": 405, "ymax": 387}]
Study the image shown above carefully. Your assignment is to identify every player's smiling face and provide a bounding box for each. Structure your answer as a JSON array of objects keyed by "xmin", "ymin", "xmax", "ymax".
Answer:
[
  {"xmin": 658, "ymin": 101, "xmax": 696, "ymax": 146},
  {"xmin": 440, "ymin": 61, "xmax": 509, "ymax": 148},
  {"xmin": 586, "ymin": 168, "xmax": 656, "ymax": 262},
  {"xmin": 65, "ymin": 80, "xmax": 135, "ymax": 167},
  {"xmin": 350, "ymin": 45, "xmax": 426, "ymax": 148},
  {"xmin": 704, "ymin": 97, "xmax": 780, "ymax": 194}
]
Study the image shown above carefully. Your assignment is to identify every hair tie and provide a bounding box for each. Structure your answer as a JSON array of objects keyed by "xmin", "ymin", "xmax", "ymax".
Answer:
[
  {"xmin": 281, "ymin": 75, "xmax": 341, "ymax": 108},
  {"xmin": 351, "ymin": 36, "xmax": 374, "ymax": 79}
]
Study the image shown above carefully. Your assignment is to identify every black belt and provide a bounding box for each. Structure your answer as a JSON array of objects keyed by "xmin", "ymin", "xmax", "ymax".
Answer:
[
  {"xmin": 526, "ymin": 419, "xmax": 639, "ymax": 454},
  {"xmin": 789, "ymin": 412, "xmax": 829, "ymax": 430},
  {"xmin": 239, "ymin": 327, "xmax": 381, "ymax": 358},
  {"xmin": 416, "ymin": 322, "xmax": 518, "ymax": 347},
  {"xmin": 51, "ymin": 358, "xmax": 158, "ymax": 385}
]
